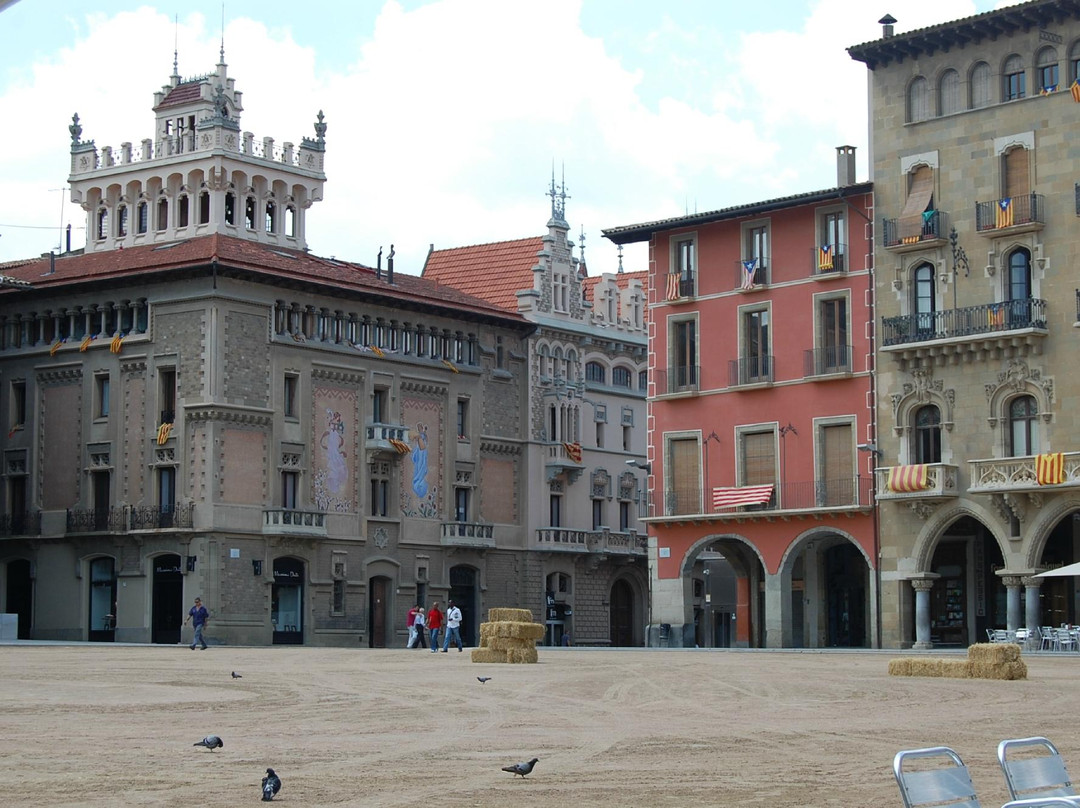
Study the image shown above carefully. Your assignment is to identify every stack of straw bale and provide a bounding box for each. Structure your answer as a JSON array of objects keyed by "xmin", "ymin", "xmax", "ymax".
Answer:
[
  {"xmin": 471, "ymin": 608, "xmax": 544, "ymax": 664},
  {"xmin": 888, "ymin": 642, "xmax": 1027, "ymax": 680}
]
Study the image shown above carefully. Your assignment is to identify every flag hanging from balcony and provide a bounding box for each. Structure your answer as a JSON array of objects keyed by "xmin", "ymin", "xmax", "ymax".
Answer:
[
  {"xmin": 50, "ymin": 339, "xmax": 64, "ymax": 356},
  {"xmin": 995, "ymin": 198, "xmax": 1013, "ymax": 228},
  {"xmin": 368, "ymin": 344, "xmax": 384, "ymax": 358},
  {"xmin": 712, "ymin": 483, "xmax": 773, "ymax": 509},
  {"xmin": 987, "ymin": 304, "xmax": 1006, "ymax": 328},
  {"xmin": 156, "ymin": 422, "xmax": 173, "ymax": 445},
  {"xmin": 79, "ymin": 334, "xmax": 94, "ymax": 352},
  {"xmin": 665, "ymin": 273, "xmax": 680, "ymax": 301},
  {"xmin": 110, "ymin": 334, "xmax": 124, "ymax": 354},
  {"xmin": 741, "ymin": 259, "xmax": 757, "ymax": 290},
  {"xmin": 562, "ymin": 442, "xmax": 582, "ymax": 463},
  {"xmin": 1036, "ymin": 452, "xmax": 1065, "ymax": 485},
  {"xmin": 441, "ymin": 358, "xmax": 459, "ymax": 373},
  {"xmin": 1040, "ymin": 84, "xmax": 1058, "ymax": 96},
  {"xmin": 1072, "ymin": 79, "xmax": 1080, "ymax": 102},
  {"xmin": 817, "ymin": 244, "xmax": 834, "ymax": 270},
  {"xmin": 886, "ymin": 465, "xmax": 930, "ymax": 493},
  {"xmin": 388, "ymin": 438, "xmax": 411, "ymax": 454}
]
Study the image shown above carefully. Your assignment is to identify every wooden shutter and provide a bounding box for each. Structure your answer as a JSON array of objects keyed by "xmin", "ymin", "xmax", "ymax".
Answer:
[
  {"xmin": 1004, "ymin": 147, "xmax": 1030, "ymax": 199},
  {"xmin": 899, "ymin": 165, "xmax": 935, "ymax": 239},
  {"xmin": 742, "ymin": 432, "xmax": 775, "ymax": 486},
  {"xmin": 822, "ymin": 424, "xmax": 853, "ymax": 506},
  {"xmin": 670, "ymin": 438, "xmax": 700, "ymax": 514}
]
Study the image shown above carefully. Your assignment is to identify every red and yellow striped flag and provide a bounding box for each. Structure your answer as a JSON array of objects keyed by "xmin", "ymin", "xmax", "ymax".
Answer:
[
  {"xmin": 886, "ymin": 465, "xmax": 931, "ymax": 493},
  {"xmin": 665, "ymin": 274, "xmax": 680, "ymax": 301},
  {"xmin": 79, "ymin": 334, "xmax": 94, "ymax": 352},
  {"xmin": 818, "ymin": 245, "xmax": 834, "ymax": 270},
  {"xmin": 156, "ymin": 422, "xmax": 174, "ymax": 445},
  {"xmin": 110, "ymin": 334, "xmax": 124, "ymax": 354},
  {"xmin": 1035, "ymin": 453, "xmax": 1065, "ymax": 485},
  {"xmin": 49, "ymin": 339, "xmax": 64, "ymax": 356},
  {"xmin": 562, "ymin": 442, "xmax": 582, "ymax": 463},
  {"xmin": 441, "ymin": 359, "xmax": 459, "ymax": 373},
  {"xmin": 1071, "ymin": 79, "xmax": 1080, "ymax": 103},
  {"xmin": 995, "ymin": 198, "xmax": 1013, "ymax": 229}
]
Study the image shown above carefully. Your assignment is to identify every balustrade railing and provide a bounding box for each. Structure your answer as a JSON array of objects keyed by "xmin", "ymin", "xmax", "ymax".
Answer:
[
  {"xmin": 651, "ymin": 476, "xmax": 873, "ymax": 518},
  {"xmin": 0, "ymin": 511, "xmax": 41, "ymax": 535},
  {"xmin": 882, "ymin": 299, "xmax": 1047, "ymax": 347}
]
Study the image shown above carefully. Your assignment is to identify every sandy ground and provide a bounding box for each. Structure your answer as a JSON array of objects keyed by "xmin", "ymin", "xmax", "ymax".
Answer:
[{"xmin": 1, "ymin": 645, "xmax": 1079, "ymax": 807}]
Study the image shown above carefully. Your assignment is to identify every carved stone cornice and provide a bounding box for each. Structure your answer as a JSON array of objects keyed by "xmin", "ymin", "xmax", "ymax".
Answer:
[
  {"xmin": 185, "ymin": 405, "xmax": 273, "ymax": 427},
  {"xmin": 400, "ymin": 379, "xmax": 447, "ymax": 397},
  {"xmin": 906, "ymin": 500, "xmax": 939, "ymax": 520},
  {"xmin": 311, "ymin": 366, "xmax": 364, "ymax": 385},
  {"xmin": 121, "ymin": 358, "xmax": 148, "ymax": 374},
  {"xmin": 37, "ymin": 366, "xmax": 82, "ymax": 386},
  {"xmin": 479, "ymin": 440, "xmax": 522, "ymax": 456}
]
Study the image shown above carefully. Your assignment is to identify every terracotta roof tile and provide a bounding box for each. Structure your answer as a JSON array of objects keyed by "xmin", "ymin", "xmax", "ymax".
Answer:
[
  {"xmin": 422, "ymin": 237, "xmax": 544, "ymax": 312},
  {"xmin": 0, "ymin": 235, "xmax": 528, "ymax": 326},
  {"xmin": 154, "ymin": 81, "xmax": 203, "ymax": 111}
]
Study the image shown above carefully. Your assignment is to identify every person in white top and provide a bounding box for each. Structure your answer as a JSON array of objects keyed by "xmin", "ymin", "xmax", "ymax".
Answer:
[
  {"xmin": 441, "ymin": 600, "xmax": 463, "ymax": 652},
  {"xmin": 412, "ymin": 605, "xmax": 427, "ymax": 649}
]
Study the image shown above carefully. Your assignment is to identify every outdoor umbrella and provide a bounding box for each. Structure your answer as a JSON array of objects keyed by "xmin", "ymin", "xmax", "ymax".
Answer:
[{"xmin": 1034, "ymin": 561, "xmax": 1080, "ymax": 578}]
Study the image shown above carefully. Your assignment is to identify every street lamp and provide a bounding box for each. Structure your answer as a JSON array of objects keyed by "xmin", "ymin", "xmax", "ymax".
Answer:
[
  {"xmin": 779, "ymin": 423, "xmax": 797, "ymax": 503},
  {"xmin": 702, "ymin": 566, "xmax": 711, "ymax": 648}
]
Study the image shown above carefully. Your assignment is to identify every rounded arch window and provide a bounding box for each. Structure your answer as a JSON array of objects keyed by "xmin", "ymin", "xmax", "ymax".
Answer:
[
  {"xmin": 938, "ymin": 69, "xmax": 961, "ymax": 115},
  {"xmin": 907, "ymin": 76, "xmax": 930, "ymax": 122},
  {"xmin": 1069, "ymin": 40, "xmax": 1080, "ymax": 84},
  {"xmin": 970, "ymin": 61, "xmax": 992, "ymax": 108},
  {"xmin": 1008, "ymin": 395, "xmax": 1038, "ymax": 456},
  {"xmin": 913, "ymin": 262, "xmax": 936, "ymax": 333},
  {"xmin": 914, "ymin": 404, "xmax": 941, "ymax": 464},
  {"xmin": 612, "ymin": 366, "xmax": 632, "ymax": 388},
  {"xmin": 1003, "ymin": 54, "xmax": 1025, "ymax": 100},
  {"xmin": 585, "ymin": 361, "xmax": 606, "ymax": 384},
  {"xmin": 1036, "ymin": 45, "xmax": 1059, "ymax": 91}
]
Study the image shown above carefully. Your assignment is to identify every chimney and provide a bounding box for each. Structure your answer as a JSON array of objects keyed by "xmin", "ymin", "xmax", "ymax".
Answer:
[
  {"xmin": 836, "ymin": 145, "xmax": 857, "ymax": 187},
  {"xmin": 387, "ymin": 244, "xmax": 395, "ymax": 285},
  {"xmin": 879, "ymin": 14, "xmax": 896, "ymax": 38}
]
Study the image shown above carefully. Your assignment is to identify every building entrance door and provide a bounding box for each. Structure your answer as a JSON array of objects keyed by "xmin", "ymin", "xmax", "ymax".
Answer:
[
  {"xmin": 272, "ymin": 557, "xmax": 304, "ymax": 645},
  {"xmin": 151, "ymin": 554, "xmax": 183, "ymax": 644},
  {"xmin": 369, "ymin": 576, "xmax": 389, "ymax": 647},
  {"xmin": 6, "ymin": 559, "xmax": 32, "ymax": 639},
  {"xmin": 609, "ymin": 579, "xmax": 634, "ymax": 646}
]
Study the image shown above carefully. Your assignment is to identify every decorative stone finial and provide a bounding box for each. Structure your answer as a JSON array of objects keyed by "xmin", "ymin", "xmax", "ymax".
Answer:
[
  {"xmin": 69, "ymin": 113, "xmax": 83, "ymax": 144},
  {"xmin": 314, "ymin": 110, "xmax": 327, "ymax": 144}
]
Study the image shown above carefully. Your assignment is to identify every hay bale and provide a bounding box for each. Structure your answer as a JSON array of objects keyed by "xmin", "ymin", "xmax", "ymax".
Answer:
[
  {"xmin": 488, "ymin": 636, "xmax": 536, "ymax": 652},
  {"xmin": 889, "ymin": 644, "xmax": 1027, "ymax": 680},
  {"xmin": 487, "ymin": 621, "xmax": 545, "ymax": 641},
  {"xmin": 470, "ymin": 648, "xmax": 507, "ymax": 663},
  {"xmin": 967, "ymin": 642, "xmax": 1021, "ymax": 664},
  {"xmin": 970, "ymin": 660, "xmax": 1027, "ymax": 680},
  {"xmin": 505, "ymin": 646, "xmax": 539, "ymax": 664},
  {"xmin": 888, "ymin": 658, "xmax": 915, "ymax": 676},
  {"xmin": 489, "ymin": 608, "xmax": 533, "ymax": 623}
]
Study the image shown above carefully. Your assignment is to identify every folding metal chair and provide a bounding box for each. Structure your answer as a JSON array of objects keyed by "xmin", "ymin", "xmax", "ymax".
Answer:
[{"xmin": 998, "ymin": 737, "xmax": 1080, "ymax": 804}]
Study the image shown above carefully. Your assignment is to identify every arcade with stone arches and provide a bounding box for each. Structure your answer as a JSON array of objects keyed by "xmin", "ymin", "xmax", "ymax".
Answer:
[{"xmin": 900, "ymin": 499, "xmax": 1080, "ymax": 649}]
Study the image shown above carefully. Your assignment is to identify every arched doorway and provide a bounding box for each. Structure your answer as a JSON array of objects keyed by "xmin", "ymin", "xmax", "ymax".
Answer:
[
  {"xmin": 151, "ymin": 553, "xmax": 184, "ymax": 644},
  {"xmin": 368, "ymin": 575, "xmax": 391, "ymax": 647},
  {"xmin": 609, "ymin": 578, "xmax": 634, "ymax": 646},
  {"xmin": 88, "ymin": 557, "xmax": 116, "ymax": 642},
  {"xmin": 272, "ymin": 557, "xmax": 304, "ymax": 644},
  {"xmin": 825, "ymin": 544, "xmax": 867, "ymax": 647},
  {"xmin": 448, "ymin": 565, "xmax": 478, "ymax": 647},
  {"xmin": 5, "ymin": 559, "xmax": 32, "ymax": 639}
]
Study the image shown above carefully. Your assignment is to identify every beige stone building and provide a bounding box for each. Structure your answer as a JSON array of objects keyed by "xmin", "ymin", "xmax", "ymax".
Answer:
[
  {"xmin": 0, "ymin": 57, "xmax": 541, "ymax": 647},
  {"xmin": 849, "ymin": 0, "xmax": 1080, "ymax": 648}
]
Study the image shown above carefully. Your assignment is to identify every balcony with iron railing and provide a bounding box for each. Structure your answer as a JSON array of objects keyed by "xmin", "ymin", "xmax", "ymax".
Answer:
[
  {"xmin": 967, "ymin": 453, "xmax": 1080, "ymax": 494},
  {"xmin": 882, "ymin": 210, "xmax": 949, "ymax": 251},
  {"xmin": 441, "ymin": 521, "xmax": 495, "ymax": 548},
  {"xmin": 0, "ymin": 511, "xmax": 41, "ymax": 536},
  {"xmin": 975, "ymin": 193, "xmax": 1044, "ymax": 234},
  {"xmin": 645, "ymin": 476, "xmax": 874, "ymax": 521},
  {"xmin": 654, "ymin": 365, "xmax": 700, "ymax": 395},
  {"xmin": 873, "ymin": 464, "xmax": 960, "ymax": 502},
  {"xmin": 728, "ymin": 356, "xmax": 774, "ymax": 387},
  {"xmin": 733, "ymin": 260, "xmax": 769, "ymax": 289},
  {"xmin": 130, "ymin": 503, "xmax": 194, "ymax": 530},
  {"xmin": 881, "ymin": 299, "xmax": 1047, "ymax": 361},
  {"xmin": 66, "ymin": 507, "xmax": 134, "ymax": 533},
  {"xmin": 811, "ymin": 243, "xmax": 847, "ymax": 275},
  {"xmin": 803, "ymin": 345, "xmax": 852, "ymax": 378},
  {"xmin": 263, "ymin": 508, "xmax": 327, "ymax": 536}
]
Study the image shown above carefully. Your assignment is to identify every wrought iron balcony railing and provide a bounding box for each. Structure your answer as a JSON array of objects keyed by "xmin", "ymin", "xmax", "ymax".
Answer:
[
  {"xmin": 0, "ymin": 511, "xmax": 41, "ymax": 535},
  {"xmin": 975, "ymin": 193, "xmax": 1044, "ymax": 232},
  {"xmin": 728, "ymin": 356, "xmax": 773, "ymax": 386},
  {"xmin": 882, "ymin": 299, "xmax": 1047, "ymax": 347},
  {"xmin": 803, "ymin": 345, "xmax": 852, "ymax": 377},
  {"xmin": 648, "ymin": 476, "xmax": 873, "ymax": 519},
  {"xmin": 882, "ymin": 210, "xmax": 949, "ymax": 248},
  {"xmin": 654, "ymin": 366, "xmax": 700, "ymax": 394},
  {"xmin": 733, "ymin": 259, "xmax": 769, "ymax": 289},
  {"xmin": 811, "ymin": 243, "xmax": 847, "ymax": 275},
  {"xmin": 130, "ymin": 503, "xmax": 194, "ymax": 529},
  {"xmin": 67, "ymin": 507, "xmax": 128, "ymax": 533}
]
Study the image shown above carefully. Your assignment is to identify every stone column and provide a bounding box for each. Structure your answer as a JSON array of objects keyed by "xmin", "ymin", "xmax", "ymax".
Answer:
[
  {"xmin": 912, "ymin": 579, "xmax": 935, "ymax": 650},
  {"xmin": 763, "ymin": 569, "xmax": 790, "ymax": 648},
  {"xmin": 1003, "ymin": 575, "xmax": 1022, "ymax": 635},
  {"xmin": 1023, "ymin": 575, "xmax": 1042, "ymax": 648},
  {"xmin": 649, "ymin": 570, "xmax": 692, "ymax": 648}
]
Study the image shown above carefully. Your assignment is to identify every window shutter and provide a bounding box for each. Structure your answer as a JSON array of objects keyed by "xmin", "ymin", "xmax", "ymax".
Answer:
[
  {"xmin": 822, "ymin": 424, "xmax": 853, "ymax": 506},
  {"xmin": 742, "ymin": 432, "xmax": 775, "ymax": 486},
  {"xmin": 1004, "ymin": 147, "xmax": 1030, "ymax": 199},
  {"xmin": 899, "ymin": 165, "xmax": 935, "ymax": 239},
  {"xmin": 670, "ymin": 438, "xmax": 700, "ymax": 514}
]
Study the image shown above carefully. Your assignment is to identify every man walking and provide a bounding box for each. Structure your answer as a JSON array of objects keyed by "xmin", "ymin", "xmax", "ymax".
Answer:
[
  {"xmin": 442, "ymin": 600, "xmax": 463, "ymax": 652},
  {"xmin": 184, "ymin": 597, "xmax": 209, "ymax": 650},
  {"xmin": 406, "ymin": 604, "xmax": 419, "ymax": 648},
  {"xmin": 427, "ymin": 601, "xmax": 443, "ymax": 652}
]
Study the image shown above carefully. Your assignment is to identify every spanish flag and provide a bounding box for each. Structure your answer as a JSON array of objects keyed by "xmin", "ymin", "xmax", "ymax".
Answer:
[
  {"xmin": 665, "ymin": 273, "xmax": 680, "ymax": 301},
  {"xmin": 886, "ymin": 465, "xmax": 931, "ymax": 493},
  {"xmin": 1036, "ymin": 452, "xmax": 1065, "ymax": 485},
  {"xmin": 995, "ymin": 198, "xmax": 1013, "ymax": 229},
  {"xmin": 562, "ymin": 442, "xmax": 582, "ymax": 463},
  {"xmin": 156, "ymin": 422, "xmax": 174, "ymax": 445},
  {"xmin": 79, "ymin": 334, "xmax": 94, "ymax": 352},
  {"xmin": 818, "ymin": 244, "xmax": 834, "ymax": 270},
  {"xmin": 110, "ymin": 334, "xmax": 124, "ymax": 354},
  {"xmin": 441, "ymin": 358, "xmax": 459, "ymax": 373}
]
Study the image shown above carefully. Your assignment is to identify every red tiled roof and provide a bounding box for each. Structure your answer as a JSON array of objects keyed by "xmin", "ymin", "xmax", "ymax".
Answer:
[
  {"xmin": 422, "ymin": 237, "xmax": 544, "ymax": 312},
  {"xmin": 0, "ymin": 234, "xmax": 529, "ymax": 326},
  {"xmin": 154, "ymin": 81, "xmax": 203, "ymax": 111},
  {"xmin": 582, "ymin": 269, "xmax": 649, "ymax": 305}
]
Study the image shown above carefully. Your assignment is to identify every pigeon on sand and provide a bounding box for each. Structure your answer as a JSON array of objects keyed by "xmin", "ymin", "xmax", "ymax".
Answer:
[
  {"xmin": 501, "ymin": 758, "xmax": 538, "ymax": 777},
  {"xmin": 477, "ymin": 676, "xmax": 491, "ymax": 684},
  {"xmin": 261, "ymin": 768, "xmax": 281, "ymax": 801},
  {"xmin": 193, "ymin": 735, "xmax": 224, "ymax": 750},
  {"xmin": 231, "ymin": 671, "xmax": 242, "ymax": 679}
]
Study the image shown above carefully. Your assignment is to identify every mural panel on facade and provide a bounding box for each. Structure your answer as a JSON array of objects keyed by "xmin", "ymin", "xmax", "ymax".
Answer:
[
  {"xmin": 400, "ymin": 397, "xmax": 443, "ymax": 518},
  {"xmin": 313, "ymin": 387, "xmax": 356, "ymax": 512},
  {"xmin": 42, "ymin": 384, "xmax": 80, "ymax": 509}
]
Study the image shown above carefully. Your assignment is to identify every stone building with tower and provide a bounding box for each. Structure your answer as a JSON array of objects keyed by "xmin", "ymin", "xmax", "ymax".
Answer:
[
  {"xmin": 423, "ymin": 182, "xmax": 651, "ymax": 646},
  {"xmin": 849, "ymin": 0, "xmax": 1080, "ymax": 648},
  {"xmin": 0, "ymin": 55, "xmax": 544, "ymax": 647}
]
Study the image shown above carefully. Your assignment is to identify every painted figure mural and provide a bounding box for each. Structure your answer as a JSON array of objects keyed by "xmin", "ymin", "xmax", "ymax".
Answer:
[
  {"xmin": 411, "ymin": 422, "xmax": 429, "ymax": 498},
  {"xmin": 322, "ymin": 409, "xmax": 347, "ymax": 494},
  {"xmin": 313, "ymin": 387, "xmax": 355, "ymax": 512},
  {"xmin": 400, "ymin": 397, "xmax": 442, "ymax": 519}
]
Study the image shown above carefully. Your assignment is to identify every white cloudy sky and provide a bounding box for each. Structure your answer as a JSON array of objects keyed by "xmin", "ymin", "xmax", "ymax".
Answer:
[{"xmin": 0, "ymin": 0, "xmax": 1001, "ymax": 275}]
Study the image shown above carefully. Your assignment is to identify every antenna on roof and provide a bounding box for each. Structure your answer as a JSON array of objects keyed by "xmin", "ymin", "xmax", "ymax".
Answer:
[
  {"xmin": 172, "ymin": 14, "xmax": 179, "ymax": 80},
  {"xmin": 219, "ymin": 1, "xmax": 226, "ymax": 63},
  {"xmin": 578, "ymin": 225, "xmax": 586, "ymax": 264},
  {"xmin": 617, "ymin": 245, "xmax": 624, "ymax": 274}
]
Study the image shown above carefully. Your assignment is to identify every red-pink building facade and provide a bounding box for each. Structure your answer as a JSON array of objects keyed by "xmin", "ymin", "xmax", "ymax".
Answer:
[{"xmin": 604, "ymin": 151, "xmax": 880, "ymax": 648}]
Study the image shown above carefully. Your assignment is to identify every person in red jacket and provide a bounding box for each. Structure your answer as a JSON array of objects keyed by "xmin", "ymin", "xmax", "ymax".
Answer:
[{"xmin": 427, "ymin": 601, "xmax": 444, "ymax": 652}]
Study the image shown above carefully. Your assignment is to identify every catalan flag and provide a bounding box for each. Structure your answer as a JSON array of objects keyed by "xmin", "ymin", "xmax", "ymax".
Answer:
[
  {"xmin": 388, "ymin": 438, "xmax": 411, "ymax": 454},
  {"xmin": 156, "ymin": 422, "xmax": 174, "ymax": 445},
  {"xmin": 1072, "ymin": 78, "xmax": 1080, "ymax": 103},
  {"xmin": 369, "ymin": 345, "xmax": 384, "ymax": 358},
  {"xmin": 110, "ymin": 334, "xmax": 124, "ymax": 354},
  {"xmin": 441, "ymin": 358, "xmax": 459, "ymax": 373},
  {"xmin": 665, "ymin": 273, "xmax": 680, "ymax": 301},
  {"xmin": 886, "ymin": 465, "xmax": 931, "ymax": 493},
  {"xmin": 995, "ymin": 198, "xmax": 1013, "ymax": 229},
  {"xmin": 987, "ymin": 304, "xmax": 1006, "ymax": 328},
  {"xmin": 818, "ymin": 244, "xmax": 834, "ymax": 271},
  {"xmin": 79, "ymin": 334, "xmax": 94, "ymax": 352},
  {"xmin": 901, "ymin": 236, "xmax": 920, "ymax": 245},
  {"xmin": 741, "ymin": 259, "xmax": 757, "ymax": 290},
  {"xmin": 1035, "ymin": 452, "xmax": 1065, "ymax": 485},
  {"xmin": 50, "ymin": 339, "xmax": 64, "ymax": 356},
  {"xmin": 1040, "ymin": 84, "xmax": 1058, "ymax": 96},
  {"xmin": 562, "ymin": 442, "xmax": 582, "ymax": 463}
]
